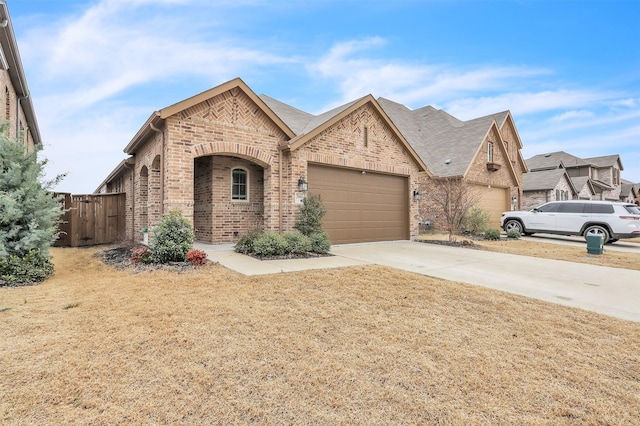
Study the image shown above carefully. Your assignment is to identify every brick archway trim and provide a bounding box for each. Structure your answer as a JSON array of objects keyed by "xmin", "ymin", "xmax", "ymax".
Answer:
[{"xmin": 192, "ymin": 142, "xmax": 273, "ymax": 168}]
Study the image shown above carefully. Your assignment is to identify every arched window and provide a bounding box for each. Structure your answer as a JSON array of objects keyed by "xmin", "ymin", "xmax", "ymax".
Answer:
[{"xmin": 232, "ymin": 168, "xmax": 248, "ymax": 200}]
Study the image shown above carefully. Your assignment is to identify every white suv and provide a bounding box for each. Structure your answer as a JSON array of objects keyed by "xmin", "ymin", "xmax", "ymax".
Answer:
[{"xmin": 500, "ymin": 200, "xmax": 640, "ymax": 243}]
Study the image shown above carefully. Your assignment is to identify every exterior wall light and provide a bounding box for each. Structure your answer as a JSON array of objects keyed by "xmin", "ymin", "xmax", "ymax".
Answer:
[
  {"xmin": 413, "ymin": 190, "xmax": 422, "ymax": 202},
  {"xmin": 298, "ymin": 175, "xmax": 308, "ymax": 192}
]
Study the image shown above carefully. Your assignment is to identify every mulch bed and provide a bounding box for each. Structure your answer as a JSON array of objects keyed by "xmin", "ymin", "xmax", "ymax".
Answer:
[
  {"xmin": 95, "ymin": 244, "xmax": 205, "ymax": 273},
  {"xmin": 417, "ymin": 239, "xmax": 481, "ymax": 248},
  {"xmin": 249, "ymin": 252, "xmax": 333, "ymax": 261}
]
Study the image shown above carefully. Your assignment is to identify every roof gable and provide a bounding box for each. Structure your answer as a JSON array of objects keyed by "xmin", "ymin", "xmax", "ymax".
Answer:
[
  {"xmin": 523, "ymin": 168, "xmax": 576, "ymax": 192},
  {"xmin": 281, "ymin": 95, "xmax": 428, "ymax": 173},
  {"xmin": 583, "ymin": 154, "xmax": 623, "ymax": 170},
  {"xmin": 379, "ymin": 98, "xmax": 516, "ymax": 178},
  {"xmin": 526, "ymin": 151, "xmax": 590, "ymax": 171},
  {"xmin": 125, "ymin": 78, "xmax": 296, "ymax": 154}
]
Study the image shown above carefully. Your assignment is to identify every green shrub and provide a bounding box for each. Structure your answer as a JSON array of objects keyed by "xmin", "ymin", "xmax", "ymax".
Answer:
[
  {"xmin": 283, "ymin": 231, "xmax": 312, "ymax": 254},
  {"xmin": 484, "ymin": 229, "xmax": 501, "ymax": 240},
  {"xmin": 463, "ymin": 207, "xmax": 491, "ymax": 235},
  {"xmin": 253, "ymin": 232, "xmax": 288, "ymax": 257},
  {"xmin": 0, "ymin": 249, "xmax": 54, "ymax": 285},
  {"xmin": 234, "ymin": 228, "xmax": 263, "ymax": 254},
  {"xmin": 309, "ymin": 230, "xmax": 331, "ymax": 254},
  {"xmin": 506, "ymin": 230, "xmax": 521, "ymax": 239},
  {"xmin": 150, "ymin": 211, "xmax": 195, "ymax": 263},
  {"xmin": 0, "ymin": 125, "xmax": 64, "ymax": 265},
  {"xmin": 294, "ymin": 193, "xmax": 327, "ymax": 237}
]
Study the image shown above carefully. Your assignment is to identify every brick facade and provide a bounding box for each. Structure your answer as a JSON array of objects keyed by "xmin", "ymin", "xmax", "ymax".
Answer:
[
  {"xmin": 107, "ymin": 83, "xmax": 428, "ymax": 243},
  {"xmin": 99, "ymin": 79, "xmax": 525, "ymax": 243},
  {"xmin": 0, "ymin": 69, "xmax": 37, "ymax": 152},
  {"xmin": 418, "ymin": 122, "xmax": 523, "ymax": 229}
]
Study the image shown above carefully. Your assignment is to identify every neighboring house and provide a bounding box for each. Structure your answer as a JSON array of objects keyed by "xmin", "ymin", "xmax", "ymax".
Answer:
[
  {"xmin": 620, "ymin": 180, "xmax": 639, "ymax": 204},
  {"xmin": 524, "ymin": 151, "xmax": 623, "ymax": 206},
  {"xmin": 378, "ymin": 99, "xmax": 527, "ymax": 228},
  {"xmin": 97, "ymin": 78, "xmax": 526, "ymax": 244},
  {"xmin": 0, "ymin": 0, "xmax": 41, "ymax": 151},
  {"xmin": 521, "ymin": 168, "xmax": 577, "ymax": 210}
]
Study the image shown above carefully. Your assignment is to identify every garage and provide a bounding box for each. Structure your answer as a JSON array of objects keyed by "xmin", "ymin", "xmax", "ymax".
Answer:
[
  {"xmin": 473, "ymin": 185, "xmax": 509, "ymax": 229},
  {"xmin": 307, "ymin": 164, "xmax": 409, "ymax": 244}
]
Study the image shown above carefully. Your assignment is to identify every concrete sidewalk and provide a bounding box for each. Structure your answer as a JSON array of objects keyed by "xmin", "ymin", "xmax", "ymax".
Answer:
[{"xmin": 194, "ymin": 240, "xmax": 640, "ymax": 322}]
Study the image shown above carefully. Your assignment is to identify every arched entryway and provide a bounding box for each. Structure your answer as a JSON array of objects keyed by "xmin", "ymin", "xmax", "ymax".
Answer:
[{"xmin": 193, "ymin": 155, "xmax": 266, "ymax": 243}]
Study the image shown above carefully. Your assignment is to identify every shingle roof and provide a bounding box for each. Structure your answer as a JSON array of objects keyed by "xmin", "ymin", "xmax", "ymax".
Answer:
[
  {"xmin": 569, "ymin": 176, "xmax": 596, "ymax": 195},
  {"xmin": 377, "ymin": 97, "xmax": 508, "ymax": 177},
  {"xmin": 526, "ymin": 151, "xmax": 589, "ymax": 171},
  {"xmin": 583, "ymin": 154, "xmax": 623, "ymax": 170},
  {"xmin": 620, "ymin": 182, "xmax": 635, "ymax": 197},
  {"xmin": 260, "ymin": 94, "xmax": 364, "ymax": 136},
  {"xmin": 258, "ymin": 95, "xmax": 313, "ymax": 135},
  {"xmin": 522, "ymin": 168, "xmax": 570, "ymax": 191}
]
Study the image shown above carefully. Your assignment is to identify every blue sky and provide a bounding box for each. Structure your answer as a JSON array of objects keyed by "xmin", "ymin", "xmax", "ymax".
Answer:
[{"xmin": 8, "ymin": 0, "xmax": 640, "ymax": 192}]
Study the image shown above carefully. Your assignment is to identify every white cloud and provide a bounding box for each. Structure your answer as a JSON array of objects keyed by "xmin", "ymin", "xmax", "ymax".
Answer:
[
  {"xmin": 550, "ymin": 110, "xmax": 595, "ymax": 122},
  {"xmin": 17, "ymin": 3, "xmax": 640, "ymax": 189},
  {"xmin": 310, "ymin": 38, "xmax": 553, "ymax": 110},
  {"xmin": 21, "ymin": 0, "xmax": 289, "ymax": 111},
  {"xmin": 444, "ymin": 89, "xmax": 615, "ymax": 120}
]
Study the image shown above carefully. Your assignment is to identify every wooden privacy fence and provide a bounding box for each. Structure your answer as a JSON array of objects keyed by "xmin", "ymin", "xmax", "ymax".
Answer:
[{"xmin": 54, "ymin": 193, "xmax": 126, "ymax": 247}]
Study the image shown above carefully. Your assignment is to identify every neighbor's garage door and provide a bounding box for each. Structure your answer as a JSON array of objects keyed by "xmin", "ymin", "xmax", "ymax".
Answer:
[
  {"xmin": 308, "ymin": 164, "xmax": 409, "ymax": 244},
  {"xmin": 473, "ymin": 185, "xmax": 509, "ymax": 229}
]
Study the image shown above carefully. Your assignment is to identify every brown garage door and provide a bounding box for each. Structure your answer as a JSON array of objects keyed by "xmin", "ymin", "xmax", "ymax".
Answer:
[
  {"xmin": 307, "ymin": 164, "xmax": 409, "ymax": 244},
  {"xmin": 473, "ymin": 185, "xmax": 509, "ymax": 229}
]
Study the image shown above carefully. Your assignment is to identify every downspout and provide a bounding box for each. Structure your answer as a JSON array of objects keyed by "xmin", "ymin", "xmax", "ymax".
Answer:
[
  {"xmin": 278, "ymin": 149, "xmax": 283, "ymax": 232},
  {"xmin": 150, "ymin": 122, "xmax": 164, "ymax": 216}
]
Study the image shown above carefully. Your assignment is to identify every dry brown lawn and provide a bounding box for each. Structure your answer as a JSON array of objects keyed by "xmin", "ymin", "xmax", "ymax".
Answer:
[
  {"xmin": 420, "ymin": 233, "xmax": 640, "ymax": 271},
  {"xmin": 1, "ymin": 245, "xmax": 639, "ymax": 425}
]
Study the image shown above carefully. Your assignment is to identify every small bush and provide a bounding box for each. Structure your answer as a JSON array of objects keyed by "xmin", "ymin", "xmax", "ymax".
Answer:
[
  {"xmin": 283, "ymin": 231, "xmax": 312, "ymax": 254},
  {"xmin": 463, "ymin": 207, "xmax": 491, "ymax": 235},
  {"xmin": 0, "ymin": 249, "xmax": 54, "ymax": 285},
  {"xmin": 234, "ymin": 228, "xmax": 263, "ymax": 254},
  {"xmin": 186, "ymin": 249, "xmax": 208, "ymax": 265},
  {"xmin": 309, "ymin": 230, "xmax": 331, "ymax": 254},
  {"xmin": 506, "ymin": 230, "xmax": 521, "ymax": 239},
  {"xmin": 130, "ymin": 245, "xmax": 152, "ymax": 264},
  {"xmin": 294, "ymin": 193, "xmax": 327, "ymax": 237},
  {"xmin": 150, "ymin": 211, "xmax": 195, "ymax": 263},
  {"xmin": 253, "ymin": 232, "xmax": 288, "ymax": 257},
  {"xmin": 484, "ymin": 229, "xmax": 501, "ymax": 240}
]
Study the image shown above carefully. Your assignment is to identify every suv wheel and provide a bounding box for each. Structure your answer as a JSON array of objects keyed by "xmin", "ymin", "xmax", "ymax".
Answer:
[
  {"xmin": 583, "ymin": 225, "xmax": 610, "ymax": 243},
  {"xmin": 504, "ymin": 219, "xmax": 524, "ymax": 234}
]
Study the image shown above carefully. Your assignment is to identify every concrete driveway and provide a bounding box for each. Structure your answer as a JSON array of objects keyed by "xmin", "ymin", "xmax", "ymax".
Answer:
[{"xmin": 194, "ymin": 240, "xmax": 640, "ymax": 322}]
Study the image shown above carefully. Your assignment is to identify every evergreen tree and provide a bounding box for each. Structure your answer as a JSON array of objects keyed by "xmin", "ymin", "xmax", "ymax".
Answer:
[
  {"xmin": 0, "ymin": 126, "xmax": 64, "ymax": 284},
  {"xmin": 293, "ymin": 192, "xmax": 327, "ymax": 236}
]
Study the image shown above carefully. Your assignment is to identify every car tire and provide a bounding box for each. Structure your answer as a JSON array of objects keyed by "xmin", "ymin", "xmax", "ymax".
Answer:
[
  {"xmin": 504, "ymin": 219, "xmax": 524, "ymax": 234},
  {"xmin": 583, "ymin": 225, "xmax": 610, "ymax": 243}
]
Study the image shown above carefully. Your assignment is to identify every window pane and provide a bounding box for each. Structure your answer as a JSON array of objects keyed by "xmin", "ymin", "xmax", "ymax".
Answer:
[
  {"xmin": 559, "ymin": 203, "xmax": 584, "ymax": 213},
  {"xmin": 232, "ymin": 169, "xmax": 247, "ymax": 200},
  {"xmin": 589, "ymin": 204, "xmax": 614, "ymax": 214},
  {"xmin": 537, "ymin": 203, "xmax": 560, "ymax": 212}
]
